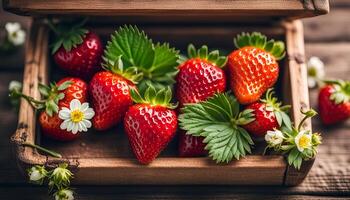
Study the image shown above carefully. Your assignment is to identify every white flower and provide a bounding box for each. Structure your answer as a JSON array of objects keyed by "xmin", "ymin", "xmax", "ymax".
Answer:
[
  {"xmin": 265, "ymin": 129, "xmax": 284, "ymax": 146},
  {"xmin": 295, "ymin": 130, "xmax": 312, "ymax": 152},
  {"xmin": 28, "ymin": 166, "xmax": 47, "ymax": 183},
  {"xmin": 9, "ymin": 80, "xmax": 22, "ymax": 92},
  {"xmin": 5, "ymin": 22, "xmax": 26, "ymax": 46},
  {"xmin": 307, "ymin": 56, "xmax": 325, "ymax": 88},
  {"xmin": 59, "ymin": 99, "xmax": 95, "ymax": 134},
  {"xmin": 55, "ymin": 189, "xmax": 74, "ymax": 200}
]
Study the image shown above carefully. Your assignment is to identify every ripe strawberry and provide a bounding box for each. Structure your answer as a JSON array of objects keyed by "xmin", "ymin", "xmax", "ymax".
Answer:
[
  {"xmin": 318, "ymin": 80, "xmax": 350, "ymax": 125},
  {"xmin": 90, "ymin": 58, "xmax": 142, "ymax": 130},
  {"xmin": 176, "ymin": 44, "xmax": 227, "ymax": 157},
  {"xmin": 243, "ymin": 88, "xmax": 291, "ymax": 137},
  {"xmin": 50, "ymin": 21, "xmax": 103, "ymax": 79},
  {"xmin": 124, "ymin": 86, "xmax": 178, "ymax": 164},
  {"xmin": 11, "ymin": 77, "xmax": 88, "ymax": 141},
  {"xmin": 227, "ymin": 32, "xmax": 286, "ymax": 104}
]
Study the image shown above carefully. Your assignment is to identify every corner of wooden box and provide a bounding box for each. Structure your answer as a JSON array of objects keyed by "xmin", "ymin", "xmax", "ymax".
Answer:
[{"xmin": 283, "ymin": 158, "xmax": 315, "ymax": 186}]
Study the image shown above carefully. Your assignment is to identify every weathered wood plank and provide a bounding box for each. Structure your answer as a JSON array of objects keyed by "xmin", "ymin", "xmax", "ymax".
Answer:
[
  {"xmin": 0, "ymin": 186, "xmax": 349, "ymax": 200},
  {"xmin": 303, "ymin": 9, "xmax": 350, "ymax": 42}
]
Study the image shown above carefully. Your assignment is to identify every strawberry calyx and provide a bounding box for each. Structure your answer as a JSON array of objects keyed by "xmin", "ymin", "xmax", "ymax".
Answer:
[
  {"xmin": 47, "ymin": 19, "xmax": 89, "ymax": 54},
  {"xmin": 260, "ymin": 88, "xmax": 292, "ymax": 129},
  {"xmin": 187, "ymin": 44, "xmax": 227, "ymax": 68},
  {"xmin": 129, "ymin": 84, "xmax": 178, "ymax": 109},
  {"xmin": 9, "ymin": 81, "xmax": 72, "ymax": 117},
  {"xmin": 324, "ymin": 79, "xmax": 350, "ymax": 104},
  {"xmin": 103, "ymin": 56, "xmax": 143, "ymax": 84},
  {"xmin": 234, "ymin": 32, "xmax": 286, "ymax": 60}
]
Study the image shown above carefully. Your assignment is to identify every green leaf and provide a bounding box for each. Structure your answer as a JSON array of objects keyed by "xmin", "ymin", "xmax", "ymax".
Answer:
[
  {"xmin": 57, "ymin": 81, "xmax": 72, "ymax": 91},
  {"xmin": 280, "ymin": 111, "xmax": 292, "ymax": 130},
  {"xmin": 104, "ymin": 25, "xmax": 180, "ymax": 90},
  {"xmin": 38, "ymin": 84, "xmax": 50, "ymax": 97},
  {"xmin": 178, "ymin": 93, "xmax": 254, "ymax": 163},
  {"xmin": 104, "ymin": 25, "xmax": 154, "ymax": 69}
]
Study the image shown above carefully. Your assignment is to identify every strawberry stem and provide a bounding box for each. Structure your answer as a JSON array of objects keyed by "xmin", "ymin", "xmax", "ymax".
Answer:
[
  {"xmin": 298, "ymin": 109, "xmax": 317, "ymax": 131},
  {"xmin": 22, "ymin": 142, "xmax": 62, "ymax": 158},
  {"xmin": 9, "ymin": 89, "xmax": 45, "ymax": 109}
]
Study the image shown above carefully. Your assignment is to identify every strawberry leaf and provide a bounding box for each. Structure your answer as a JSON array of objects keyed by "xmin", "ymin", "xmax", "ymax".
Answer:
[
  {"xmin": 104, "ymin": 25, "xmax": 154, "ymax": 69},
  {"xmin": 179, "ymin": 93, "xmax": 254, "ymax": 163},
  {"xmin": 104, "ymin": 25, "xmax": 180, "ymax": 91}
]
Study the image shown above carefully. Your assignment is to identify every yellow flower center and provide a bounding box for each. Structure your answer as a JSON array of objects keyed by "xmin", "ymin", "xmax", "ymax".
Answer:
[
  {"xmin": 70, "ymin": 110, "xmax": 84, "ymax": 123},
  {"xmin": 298, "ymin": 135, "xmax": 311, "ymax": 149}
]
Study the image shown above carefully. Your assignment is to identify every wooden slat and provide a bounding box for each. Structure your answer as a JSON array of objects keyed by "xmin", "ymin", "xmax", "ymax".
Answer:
[
  {"xmin": 0, "ymin": 186, "xmax": 349, "ymax": 200},
  {"xmin": 303, "ymin": 8, "xmax": 350, "ymax": 42},
  {"xmin": 3, "ymin": 0, "xmax": 328, "ymax": 20}
]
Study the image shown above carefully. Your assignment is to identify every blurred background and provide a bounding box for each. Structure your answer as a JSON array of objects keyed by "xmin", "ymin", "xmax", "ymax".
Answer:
[{"xmin": 0, "ymin": 0, "xmax": 349, "ymax": 199}]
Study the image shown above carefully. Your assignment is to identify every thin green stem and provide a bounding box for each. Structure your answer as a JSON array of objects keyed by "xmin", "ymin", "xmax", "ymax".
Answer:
[
  {"xmin": 22, "ymin": 142, "xmax": 62, "ymax": 158},
  {"xmin": 297, "ymin": 115, "xmax": 309, "ymax": 132},
  {"xmin": 46, "ymin": 19, "xmax": 60, "ymax": 36}
]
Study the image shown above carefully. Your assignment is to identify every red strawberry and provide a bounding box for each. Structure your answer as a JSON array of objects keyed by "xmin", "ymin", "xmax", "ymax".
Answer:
[
  {"xmin": 40, "ymin": 77, "xmax": 88, "ymax": 141},
  {"xmin": 227, "ymin": 32, "xmax": 285, "ymax": 104},
  {"xmin": 178, "ymin": 131, "xmax": 206, "ymax": 157},
  {"xmin": 176, "ymin": 44, "xmax": 227, "ymax": 157},
  {"xmin": 124, "ymin": 86, "xmax": 178, "ymax": 164},
  {"xmin": 319, "ymin": 80, "xmax": 350, "ymax": 125},
  {"xmin": 90, "ymin": 58, "xmax": 142, "ymax": 130},
  {"xmin": 243, "ymin": 89, "xmax": 291, "ymax": 137},
  {"xmin": 50, "ymin": 21, "xmax": 103, "ymax": 79},
  {"xmin": 11, "ymin": 77, "xmax": 88, "ymax": 141}
]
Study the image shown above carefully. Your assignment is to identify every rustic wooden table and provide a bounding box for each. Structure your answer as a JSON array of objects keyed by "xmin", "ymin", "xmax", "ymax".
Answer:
[{"xmin": 0, "ymin": 0, "xmax": 349, "ymax": 199}]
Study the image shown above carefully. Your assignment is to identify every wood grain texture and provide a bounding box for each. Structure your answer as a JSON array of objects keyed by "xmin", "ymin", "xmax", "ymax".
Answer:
[{"xmin": 3, "ymin": 0, "xmax": 328, "ymax": 20}]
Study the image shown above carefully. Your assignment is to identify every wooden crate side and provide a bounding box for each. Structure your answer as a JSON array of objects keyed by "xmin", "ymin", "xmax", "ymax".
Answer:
[
  {"xmin": 3, "ymin": 0, "xmax": 327, "ymax": 19},
  {"xmin": 283, "ymin": 20, "xmax": 314, "ymax": 186},
  {"xmin": 11, "ymin": 22, "xmax": 52, "ymax": 173},
  {"xmin": 72, "ymin": 156, "xmax": 286, "ymax": 185}
]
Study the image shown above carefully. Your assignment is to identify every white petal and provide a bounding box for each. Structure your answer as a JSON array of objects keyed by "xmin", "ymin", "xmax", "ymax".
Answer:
[
  {"xmin": 67, "ymin": 122, "xmax": 74, "ymax": 132},
  {"xmin": 80, "ymin": 103, "xmax": 89, "ymax": 112},
  {"xmin": 308, "ymin": 78, "xmax": 317, "ymax": 88},
  {"xmin": 5, "ymin": 22, "xmax": 20, "ymax": 34},
  {"xmin": 60, "ymin": 119, "xmax": 70, "ymax": 130},
  {"xmin": 72, "ymin": 123, "xmax": 79, "ymax": 134},
  {"xmin": 84, "ymin": 108, "xmax": 95, "ymax": 119},
  {"xmin": 79, "ymin": 122, "xmax": 87, "ymax": 132},
  {"xmin": 10, "ymin": 30, "xmax": 26, "ymax": 46},
  {"xmin": 59, "ymin": 108, "xmax": 71, "ymax": 120},
  {"xmin": 70, "ymin": 99, "xmax": 81, "ymax": 110},
  {"xmin": 82, "ymin": 119, "xmax": 92, "ymax": 128}
]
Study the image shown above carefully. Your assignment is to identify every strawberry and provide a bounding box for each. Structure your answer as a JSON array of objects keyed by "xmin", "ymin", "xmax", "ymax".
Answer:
[
  {"xmin": 124, "ymin": 86, "xmax": 178, "ymax": 164},
  {"xmin": 318, "ymin": 80, "xmax": 350, "ymax": 125},
  {"xmin": 89, "ymin": 58, "xmax": 142, "ymax": 130},
  {"xmin": 11, "ymin": 77, "xmax": 88, "ymax": 141},
  {"xmin": 176, "ymin": 44, "xmax": 227, "ymax": 157},
  {"xmin": 94, "ymin": 25, "xmax": 179, "ymax": 130},
  {"xmin": 227, "ymin": 32, "xmax": 286, "ymax": 104},
  {"xmin": 243, "ymin": 88, "xmax": 292, "ymax": 137},
  {"xmin": 50, "ymin": 20, "xmax": 103, "ymax": 79}
]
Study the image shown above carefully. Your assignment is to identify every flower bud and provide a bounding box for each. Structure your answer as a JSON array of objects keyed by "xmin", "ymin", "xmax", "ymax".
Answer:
[
  {"xmin": 265, "ymin": 129, "xmax": 284, "ymax": 147},
  {"xmin": 50, "ymin": 163, "xmax": 73, "ymax": 187},
  {"xmin": 312, "ymin": 133, "xmax": 322, "ymax": 146},
  {"xmin": 55, "ymin": 188, "xmax": 74, "ymax": 200},
  {"xmin": 27, "ymin": 165, "xmax": 47, "ymax": 184}
]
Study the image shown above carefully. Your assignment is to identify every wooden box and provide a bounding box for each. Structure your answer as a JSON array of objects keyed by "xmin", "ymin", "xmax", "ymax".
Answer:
[{"xmin": 5, "ymin": 0, "xmax": 329, "ymax": 185}]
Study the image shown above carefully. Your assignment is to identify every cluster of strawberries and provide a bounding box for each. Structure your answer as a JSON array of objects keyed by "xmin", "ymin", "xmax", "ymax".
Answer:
[{"xmin": 15, "ymin": 21, "xmax": 347, "ymax": 165}]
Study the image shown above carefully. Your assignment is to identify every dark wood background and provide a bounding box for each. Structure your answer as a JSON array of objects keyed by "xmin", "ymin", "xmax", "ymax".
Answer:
[{"xmin": 0, "ymin": 0, "xmax": 349, "ymax": 199}]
